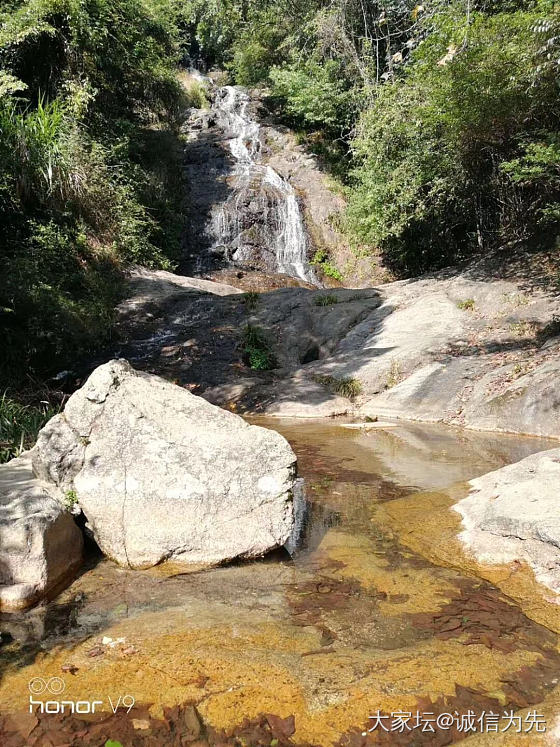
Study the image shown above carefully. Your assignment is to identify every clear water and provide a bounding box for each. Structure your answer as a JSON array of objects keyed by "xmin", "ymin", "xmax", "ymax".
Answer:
[{"xmin": 1, "ymin": 420, "xmax": 559, "ymax": 745}]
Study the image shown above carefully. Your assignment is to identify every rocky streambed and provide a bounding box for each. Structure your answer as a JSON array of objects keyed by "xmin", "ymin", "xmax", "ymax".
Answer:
[{"xmin": 2, "ymin": 418, "xmax": 560, "ymax": 746}]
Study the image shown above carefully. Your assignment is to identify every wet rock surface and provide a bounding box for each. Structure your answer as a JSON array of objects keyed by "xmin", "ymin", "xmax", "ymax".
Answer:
[
  {"xmin": 32, "ymin": 360, "xmax": 299, "ymax": 569},
  {"xmin": 182, "ymin": 85, "xmax": 316, "ymax": 283}
]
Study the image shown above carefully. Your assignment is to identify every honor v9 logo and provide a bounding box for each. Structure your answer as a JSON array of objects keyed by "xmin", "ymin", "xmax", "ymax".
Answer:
[{"xmin": 28, "ymin": 677, "xmax": 135, "ymax": 715}]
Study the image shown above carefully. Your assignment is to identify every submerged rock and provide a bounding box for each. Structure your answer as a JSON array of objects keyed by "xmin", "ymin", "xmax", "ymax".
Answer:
[
  {"xmin": 455, "ymin": 448, "xmax": 560, "ymax": 592},
  {"xmin": 0, "ymin": 452, "xmax": 83, "ymax": 611},
  {"xmin": 33, "ymin": 360, "xmax": 299, "ymax": 569}
]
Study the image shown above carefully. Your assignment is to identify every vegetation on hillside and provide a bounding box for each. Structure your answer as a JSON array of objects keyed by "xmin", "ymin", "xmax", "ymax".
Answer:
[
  {"xmin": 0, "ymin": 0, "xmax": 201, "ymax": 387},
  {"xmin": 185, "ymin": 0, "xmax": 560, "ymax": 274},
  {"xmin": 1, "ymin": 0, "xmax": 558, "ymax": 394}
]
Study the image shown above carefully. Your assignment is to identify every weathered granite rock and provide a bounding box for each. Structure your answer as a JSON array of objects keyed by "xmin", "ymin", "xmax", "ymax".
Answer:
[
  {"xmin": 0, "ymin": 452, "xmax": 83, "ymax": 611},
  {"xmin": 33, "ymin": 360, "xmax": 299, "ymax": 569},
  {"xmin": 114, "ymin": 249, "xmax": 560, "ymax": 438},
  {"xmin": 455, "ymin": 448, "xmax": 560, "ymax": 592}
]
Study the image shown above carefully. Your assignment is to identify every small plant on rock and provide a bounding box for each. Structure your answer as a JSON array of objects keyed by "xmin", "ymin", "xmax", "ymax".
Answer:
[
  {"xmin": 311, "ymin": 249, "xmax": 343, "ymax": 282},
  {"xmin": 457, "ymin": 298, "xmax": 476, "ymax": 311},
  {"xmin": 242, "ymin": 324, "xmax": 275, "ymax": 371},
  {"xmin": 242, "ymin": 291, "xmax": 260, "ymax": 311},
  {"xmin": 314, "ymin": 294, "xmax": 339, "ymax": 307},
  {"xmin": 314, "ymin": 374, "xmax": 362, "ymax": 400},
  {"xmin": 537, "ymin": 315, "xmax": 560, "ymax": 345},
  {"xmin": 510, "ymin": 321, "xmax": 538, "ymax": 338},
  {"xmin": 385, "ymin": 360, "xmax": 402, "ymax": 390},
  {"xmin": 64, "ymin": 489, "xmax": 79, "ymax": 509}
]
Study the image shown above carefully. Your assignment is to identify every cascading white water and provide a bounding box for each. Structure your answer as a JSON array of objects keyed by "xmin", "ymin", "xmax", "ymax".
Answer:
[{"xmin": 209, "ymin": 86, "xmax": 316, "ymax": 284}]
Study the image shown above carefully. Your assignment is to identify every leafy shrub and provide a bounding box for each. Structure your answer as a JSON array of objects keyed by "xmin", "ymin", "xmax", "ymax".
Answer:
[
  {"xmin": 270, "ymin": 58, "xmax": 358, "ymax": 135},
  {"xmin": 457, "ymin": 299, "xmax": 476, "ymax": 311},
  {"xmin": 0, "ymin": 0, "xmax": 186, "ymax": 386},
  {"xmin": 311, "ymin": 249, "xmax": 343, "ymax": 281},
  {"xmin": 242, "ymin": 324, "xmax": 276, "ymax": 371},
  {"xmin": 347, "ymin": 4, "xmax": 560, "ymax": 274}
]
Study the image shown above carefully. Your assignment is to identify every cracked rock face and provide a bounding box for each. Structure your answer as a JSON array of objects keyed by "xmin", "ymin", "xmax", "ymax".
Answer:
[{"xmin": 32, "ymin": 360, "xmax": 299, "ymax": 569}]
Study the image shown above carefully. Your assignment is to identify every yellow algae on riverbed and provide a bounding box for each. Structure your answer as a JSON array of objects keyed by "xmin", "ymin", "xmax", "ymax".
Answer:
[
  {"xmin": 0, "ymin": 600, "xmax": 545, "ymax": 744},
  {"xmin": 2, "ymin": 420, "xmax": 560, "ymax": 745},
  {"xmin": 373, "ymin": 483, "xmax": 560, "ymax": 635},
  {"xmin": 315, "ymin": 529, "xmax": 459, "ymax": 616}
]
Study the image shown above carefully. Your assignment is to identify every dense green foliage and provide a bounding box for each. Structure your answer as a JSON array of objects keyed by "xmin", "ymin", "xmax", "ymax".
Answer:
[
  {"xmin": 186, "ymin": 0, "xmax": 560, "ymax": 275},
  {"xmin": 2, "ymin": 0, "xmax": 559, "ymax": 396},
  {"xmin": 242, "ymin": 324, "xmax": 276, "ymax": 371},
  {"xmin": 0, "ymin": 0, "xmax": 194, "ymax": 386},
  {"xmin": 348, "ymin": 1, "xmax": 560, "ymax": 273}
]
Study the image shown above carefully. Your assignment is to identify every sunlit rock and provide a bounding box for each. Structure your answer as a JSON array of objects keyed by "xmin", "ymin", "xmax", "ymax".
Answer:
[{"xmin": 33, "ymin": 360, "xmax": 299, "ymax": 569}]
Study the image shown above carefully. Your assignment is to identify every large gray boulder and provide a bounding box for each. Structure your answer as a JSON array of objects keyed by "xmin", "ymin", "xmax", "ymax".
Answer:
[
  {"xmin": 0, "ymin": 452, "xmax": 83, "ymax": 611},
  {"xmin": 32, "ymin": 360, "xmax": 299, "ymax": 569},
  {"xmin": 455, "ymin": 448, "xmax": 560, "ymax": 592}
]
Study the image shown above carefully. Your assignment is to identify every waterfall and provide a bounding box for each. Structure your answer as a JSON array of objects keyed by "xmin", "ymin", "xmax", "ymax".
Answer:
[{"xmin": 203, "ymin": 86, "xmax": 316, "ymax": 284}]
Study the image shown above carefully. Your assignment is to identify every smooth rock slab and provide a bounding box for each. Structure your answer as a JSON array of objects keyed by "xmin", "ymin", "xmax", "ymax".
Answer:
[
  {"xmin": 33, "ymin": 360, "xmax": 299, "ymax": 569},
  {"xmin": 0, "ymin": 452, "xmax": 83, "ymax": 611},
  {"xmin": 455, "ymin": 448, "xmax": 560, "ymax": 592}
]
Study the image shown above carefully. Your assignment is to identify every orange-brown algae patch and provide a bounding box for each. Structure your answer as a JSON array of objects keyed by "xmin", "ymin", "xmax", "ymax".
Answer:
[
  {"xmin": 373, "ymin": 485, "xmax": 560, "ymax": 634},
  {"xmin": 315, "ymin": 530, "xmax": 458, "ymax": 616},
  {"xmin": 0, "ymin": 603, "xmax": 543, "ymax": 747},
  {"xmin": 289, "ymin": 638, "xmax": 541, "ymax": 744}
]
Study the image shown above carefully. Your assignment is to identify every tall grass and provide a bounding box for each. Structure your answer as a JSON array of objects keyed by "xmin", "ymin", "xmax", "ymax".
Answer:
[
  {"xmin": 0, "ymin": 393, "xmax": 58, "ymax": 464},
  {"xmin": 0, "ymin": 96, "xmax": 84, "ymax": 207},
  {"xmin": 0, "ymin": 0, "xmax": 191, "ymax": 389}
]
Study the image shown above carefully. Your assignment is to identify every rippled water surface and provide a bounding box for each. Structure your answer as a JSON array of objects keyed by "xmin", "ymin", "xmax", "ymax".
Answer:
[{"xmin": 1, "ymin": 420, "xmax": 559, "ymax": 745}]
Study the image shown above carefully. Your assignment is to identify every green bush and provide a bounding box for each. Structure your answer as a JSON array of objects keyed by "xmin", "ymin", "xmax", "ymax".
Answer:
[
  {"xmin": 242, "ymin": 324, "xmax": 276, "ymax": 371},
  {"xmin": 0, "ymin": 0, "xmax": 186, "ymax": 386},
  {"xmin": 347, "ymin": 3, "xmax": 560, "ymax": 274},
  {"xmin": 270, "ymin": 58, "xmax": 358, "ymax": 135},
  {"xmin": 311, "ymin": 249, "xmax": 343, "ymax": 282}
]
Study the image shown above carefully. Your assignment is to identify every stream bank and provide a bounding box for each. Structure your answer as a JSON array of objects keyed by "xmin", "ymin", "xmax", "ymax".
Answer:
[
  {"xmin": 2, "ymin": 419, "xmax": 559, "ymax": 746},
  {"xmin": 114, "ymin": 247, "xmax": 560, "ymax": 439}
]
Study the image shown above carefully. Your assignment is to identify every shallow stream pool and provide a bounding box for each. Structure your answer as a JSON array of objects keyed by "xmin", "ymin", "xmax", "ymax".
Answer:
[{"xmin": 1, "ymin": 420, "xmax": 559, "ymax": 745}]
